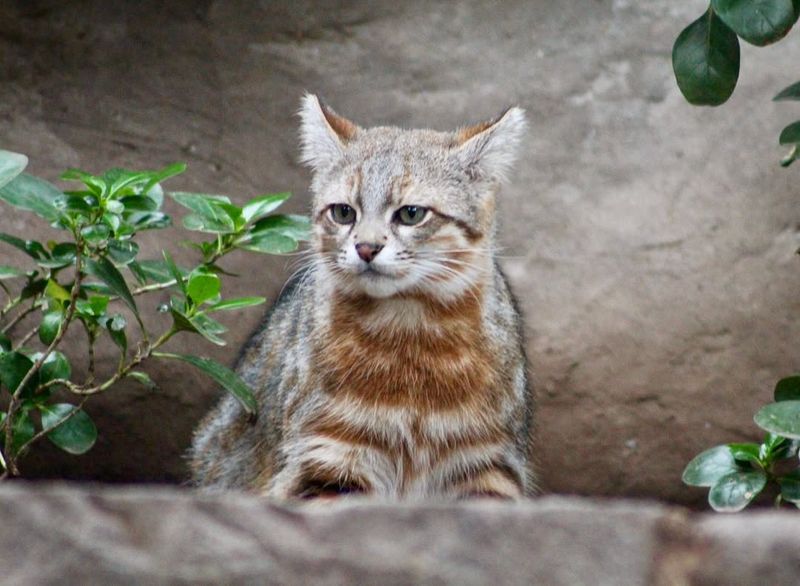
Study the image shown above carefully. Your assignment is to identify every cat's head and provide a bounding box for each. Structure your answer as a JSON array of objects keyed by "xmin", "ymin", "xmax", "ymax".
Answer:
[{"xmin": 299, "ymin": 93, "xmax": 526, "ymax": 300}]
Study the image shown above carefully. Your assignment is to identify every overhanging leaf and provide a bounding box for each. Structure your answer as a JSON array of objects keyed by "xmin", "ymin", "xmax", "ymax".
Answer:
[
  {"xmin": 205, "ymin": 297, "xmax": 266, "ymax": 312},
  {"xmin": 775, "ymin": 376, "xmax": 800, "ymax": 401},
  {"xmin": 754, "ymin": 400, "xmax": 800, "ymax": 439},
  {"xmin": 672, "ymin": 10, "xmax": 740, "ymax": 106},
  {"xmin": 774, "ymin": 80, "xmax": 800, "ymax": 101},
  {"xmin": 712, "ymin": 0, "xmax": 795, "ymax": 46},
  {"xmin": 41, "ymin": 403, "xmax": 97, "ymax": 455},
  {"xmin": 84, "ymin": 256, "xmax": 142, "ymax": 328},
  {"xmin": 0, "ymin": 173, "xmax": 64, "ymax": 222},
  {"xmin": 0, "ymin": 150, "xmax": 28, "ymax": 191},
  {"xmin": 682, "ymin": 445, "xmax": 744, "ymax": 487},
  {"xmin": 242, "ymin": 192, "xmax": 291, "ymax": 223},
  {"xmin": 153, "ymin": 352, "xmax": 257, "ymax": 415},
  {"xmin": 0, "ymin": 266, "xmax": 26, "ymax": 280},
  {"xmin": 708, "ymin": 470, "xmax": 767, "ymax": 512}
]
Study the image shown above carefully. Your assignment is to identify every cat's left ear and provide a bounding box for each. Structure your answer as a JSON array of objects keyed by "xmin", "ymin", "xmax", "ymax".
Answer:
[
  {"xmin": 451, "ymin": 107, "xmax": 527, "ymax": 182},
  {"xmin": 298, "ymin": 93, "xmax": 359, "ymax": 171}
]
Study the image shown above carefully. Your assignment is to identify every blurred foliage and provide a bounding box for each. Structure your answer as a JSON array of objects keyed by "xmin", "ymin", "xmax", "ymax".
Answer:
[{"xmin": 672, "ymin": 0, "xmax": 800, "ymax": 165}]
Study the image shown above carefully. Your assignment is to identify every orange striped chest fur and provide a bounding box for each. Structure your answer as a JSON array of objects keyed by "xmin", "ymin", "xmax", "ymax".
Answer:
[{"xmin": 316, "ymin": 290, "xmax": 499, "ymax": 413}]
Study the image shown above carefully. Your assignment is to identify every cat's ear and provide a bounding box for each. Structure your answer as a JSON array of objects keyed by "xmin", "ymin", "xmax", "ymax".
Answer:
[
  {"xmin": 451, "ymin": 107, "xmax": 527, "ymax": 182},
  {"xmin": 298, "ymin": 93, "xmax": 358, "ymax": 171}
]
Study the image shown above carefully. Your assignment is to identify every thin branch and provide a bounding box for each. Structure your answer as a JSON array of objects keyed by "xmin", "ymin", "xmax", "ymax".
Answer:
[
  {"xmin": 1, "ymin": 303, "xmax": 36, "ymax": 335},
  {"xmin": 3, "ymin": 247, "xmax": 83, "ymax": 476},
  {"xmin": 132, "ymin": 279, "xmax": 176, "ymax": 296},
  {"xmin": 14, "ymin": 325, "xmax": 39, "ymax": 350},
  {"xmin": 0, "ymin": 295, "xmax": 22, "ymax": 320}
]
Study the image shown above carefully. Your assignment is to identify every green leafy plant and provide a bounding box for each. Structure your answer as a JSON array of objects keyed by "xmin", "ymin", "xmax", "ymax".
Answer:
[
  {"xmin": 0, "ymin": 149, "xmax": 309, "ymax": 477},
  {"xmin": 683, "ymin": 375, "xmax": 800, "ymax": 511},
  {"xmin": 672, "ymin": 0, "xmax": 800, "ymax": 165}
]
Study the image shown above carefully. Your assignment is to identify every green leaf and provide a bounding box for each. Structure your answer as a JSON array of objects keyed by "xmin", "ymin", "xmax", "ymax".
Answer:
[
  {"xmin": 242, "ymin": 192, "xmax": 291, "ymax": 223},
  {"xmin": 728, "ymin": 442, "xmax": 761, "ymax": 465},
  {"xmin": 0, "ymin": 266, "xmax": 26, "ymax": 280},
  {"xmin": 672, "ymin": 10, "xmax": 740, "ymax": 106},
  {"xmin": 237, "ymin": 232, "xmax": 298, "ymax": 254},
  {"xmin": 708, "ymin": 470, "xmax": 767, "ymax": 512},
  {"xmin": 162, "ymin": 251, "xmax": 187, "ymax": 295},
  {"xmin": 205, "ymin": 296, "xmax": 266, "ymax": 312},
  {"xmin": 711, "ymin": 0, "xmax": 795, "ymax": 46},
  {"xmin": 37, "ymin": 242, "xmax": 77, "ymax": 269},
  {"xmin": 0, "ymin": 173, "xmax": 64, "ymax": 222},
  {"xmin": 107, "ymin": 239, "xmax": 139, "ymax": 265},
  {"xmin": 171, "ymin": 192, "xmax": 236, "ymax": 233},
  {"xmin": 0, "ymin": 233, "xmax": 49, "ymax": 260},
  {"xmin": 169, "ymin": 308, "xmax": 226, "ymax": 346},
  {"xmin": 10, "ymin": 410, "xmax": 34, "ymax": 454},
  {"xmin": 104, "ymin": 314, "xmax": 127, "ymax": 355},
  {"xmin": 119, "ymin": 195, "xmax": 158, "ymax": 212},
  {"xmin": 20, "ymin": 278, "xmax": 47, "ymax": 300},
  {"xmin": 140, "ymin": 162, "xmax": 187, "ymax": 194},
  {"xmin": 126, "ymin": 370, "xmax": 156, "ymax": 390},
  {"xmin": 682, "ymin": 445, "xmax": 744, "ymax": 487},
  {"xmin": 249, "ymin": 214, "xmax": 311, "ymax": 241},
  {"xmin": 153, "ymin": 352, "xmax": 257, "ymax": 415},
  {"xmin": 0, "ymin": 332, "xmax": 11, "ymax": 352},
  {"xmin": 76, "ymin": 295, "xmax": 109, "ymax": 317},
  {"xmin": 54, "ymin": 194, "xmax": 93, "ymax": 214},
  {"xmin": 0, "ymin": 150, "xmax": 28, "ymax": 191},
  {"xmin": 778, "ymin": 470, "xmax": 800, "ymax": 502},
  {"xmin": 187, "ymin": 269, "xmax": 221, "ymax": 305},
  {"xmin": 774, "ymin": 376, "xmax": 800, "ymax": 401},
  {"xmin": 61, "ymin": 169, "xmax": 106, "ymax": 197},
  {"xmin": 45, "ymin": 279, "xmax": 71, "ymax": 302},
  {"xmin": 37, "ymin": 351, "xmax": 71, "ymax": 383},
  {"xmin": 41, "ymin": 403, "xmax": 97, "ymax": 455},
  {"xmin": 127, "ymin": 211, "xmax": 171, "ymax": 231},
  {"xmin": 0, "ymin": 351, "xmax": 38, "ymax": 396},
  {"xmin": 84, "ymin": 256, "xmax": 142, "ymax": 328},
  {"xmin": 754, "ymin": 400, "xmax": 800, "ymax": 439},
  {"xmin": 39, "ymin": 310, "xmax": 63, "ymax": 345},
  {"xmin": 774, "ymin": 80, "xmax": 800, "ymax": 101},
  {"xmin": 779, "ymin": 121, "xmax": 800, "ymax": 146},
  {"xmin": 136, "ymin": 258, "xmax": 186, "ymax": 284},
  {"xmin": 80, "ymin": 224, "xmax": 111, "ymax": 244}
]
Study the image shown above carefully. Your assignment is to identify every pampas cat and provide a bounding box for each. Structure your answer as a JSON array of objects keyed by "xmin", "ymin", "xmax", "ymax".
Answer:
[{"xmin": 189, "ymin": 95, "xmax": 534, "ymax": 499}]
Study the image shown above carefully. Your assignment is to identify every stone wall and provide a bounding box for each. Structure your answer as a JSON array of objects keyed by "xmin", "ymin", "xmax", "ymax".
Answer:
[
  {"xmin": 1, "ymin": 0, "xmax": 800, "ymax": 505},
  {"xmin": 2, "ymin": 484, "xmax": 799, "ymax": 585}
]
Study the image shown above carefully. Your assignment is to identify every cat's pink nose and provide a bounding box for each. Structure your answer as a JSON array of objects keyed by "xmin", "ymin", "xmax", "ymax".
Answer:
[{"xmin": 355, "ymin": 242, "xmax": 384, "ymax": 263}]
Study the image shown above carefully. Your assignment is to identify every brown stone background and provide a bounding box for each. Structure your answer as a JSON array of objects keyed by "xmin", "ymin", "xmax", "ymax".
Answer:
[{"xmin": 1, "ymin": 0, "xmax": 799, "ymax": 506}]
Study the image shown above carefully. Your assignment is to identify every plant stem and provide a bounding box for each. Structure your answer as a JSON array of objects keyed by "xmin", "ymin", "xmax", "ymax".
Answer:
[
  {"xmin": 0, "ymin": 295, "xmax": 22, "ymax": 321},
  {"xmin": 132, "ymin": 279, "xmax": 177, "ymax": 296},
  {"xmin": 3, "ymin": 247, "xmax": 83, "ymax": 476},
  {"xmin": 0, "ymin": 302, "xmax": 36, "ymax": 335},
  {"xmin": 14, "ymin": 325, "xmax": 39, "ymax": 351}
]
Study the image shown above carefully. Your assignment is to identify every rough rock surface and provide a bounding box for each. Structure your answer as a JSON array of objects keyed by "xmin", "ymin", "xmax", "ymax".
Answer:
[
  {"xmin": 2, "ymin": 1, "xmax": 800, "ymax": 505},
  {"xmin": 1, "ymin": 483, "xmax": 799, "ymax": 586}
]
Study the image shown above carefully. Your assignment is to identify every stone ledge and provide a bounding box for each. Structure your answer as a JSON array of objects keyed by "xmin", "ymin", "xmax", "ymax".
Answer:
[{"xmin": 0, "ymin": 484, "xmax": 796, "ymax": 585}]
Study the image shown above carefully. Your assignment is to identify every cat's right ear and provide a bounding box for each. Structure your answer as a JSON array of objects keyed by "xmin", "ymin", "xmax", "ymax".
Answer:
[{"xmin": 298, "ymin": 93, "xmax": 358, "ymax": 171}]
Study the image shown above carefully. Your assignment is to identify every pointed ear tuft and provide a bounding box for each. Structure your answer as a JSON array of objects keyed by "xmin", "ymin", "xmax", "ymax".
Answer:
[
  {"xmin": 298, "ymin": 93, "xmax": 358, "ymax": 170},
  {"xmin": 452, "ymin": 107, "xmax": 527, "ymax": 182}
]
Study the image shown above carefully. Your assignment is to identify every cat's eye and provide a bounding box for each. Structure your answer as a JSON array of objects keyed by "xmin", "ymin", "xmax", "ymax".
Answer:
[
  {"xmin": 330, "ymin": 203, "xmax": 356, "ymax": 224},
  {"xmin": 395, "ymin": 205, "xmax": 428, "ymax": 226}
]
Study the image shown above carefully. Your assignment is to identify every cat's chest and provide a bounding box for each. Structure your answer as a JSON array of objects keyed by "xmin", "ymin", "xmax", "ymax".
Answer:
[{"xmin": 316, "ymin": 294, "xmax": 495, "ymax": 412}]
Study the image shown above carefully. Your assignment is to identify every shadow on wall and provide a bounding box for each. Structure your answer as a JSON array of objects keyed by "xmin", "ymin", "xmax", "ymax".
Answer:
[{"xmin": 1, "ymin": 0, "xmax": 799, "ymax": 507}]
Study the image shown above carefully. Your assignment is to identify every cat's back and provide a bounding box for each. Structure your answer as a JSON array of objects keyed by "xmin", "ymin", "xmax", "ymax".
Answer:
[{"xmin": 189, "ymin": 267, "xmax": 318, "ymax": 490}]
